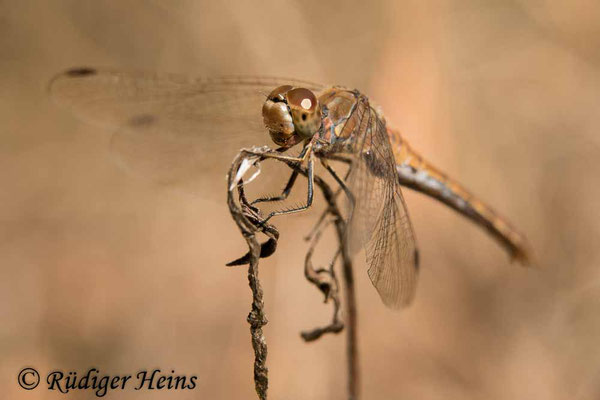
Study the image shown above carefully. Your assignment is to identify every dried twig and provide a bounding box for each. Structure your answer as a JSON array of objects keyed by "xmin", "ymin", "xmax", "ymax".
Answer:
[
  {"xmin": 227, "ymin": 151, "xmax": 280, "ymax": 400},
  {"xmin": 227, "ymin": 147, "xmax": 359, "ymax": 400},
  {"xmin": 301, "ymin": 217, "xmax": 344, "ymax": 341},
  {"xmin": 312, "ymin": 172, "xmax": 360, "ymax": 400}
]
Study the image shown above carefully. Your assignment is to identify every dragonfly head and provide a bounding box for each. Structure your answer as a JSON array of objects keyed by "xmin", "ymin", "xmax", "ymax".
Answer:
[{"xmin": 262, "ymin": 85, "xmax": 322, "ymax": 148}]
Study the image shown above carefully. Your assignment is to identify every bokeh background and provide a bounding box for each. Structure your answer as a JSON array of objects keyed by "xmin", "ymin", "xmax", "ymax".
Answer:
[{"xmin": 3, "ymin": 1, "xmax": 600, "ymax": 399}]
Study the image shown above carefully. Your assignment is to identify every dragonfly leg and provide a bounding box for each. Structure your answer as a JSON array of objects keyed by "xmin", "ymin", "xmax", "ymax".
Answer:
[
  {"xmin": 251, "ymin": 170, "xmax": 300, "ymax": 205},
  {"xmin": 244, "ymin": 140, "xmax": 313, "ymax": 165},
  {"xmin": 321, "ymin": 159, "xmax": 355, "ymax": 207},
  {"xmin": 305, "ymin": 161, "xmax": 354, "ymax": 242},
  {"xmin": 261, "ymin": 151, "xmax": 314, "ymax": 223}
]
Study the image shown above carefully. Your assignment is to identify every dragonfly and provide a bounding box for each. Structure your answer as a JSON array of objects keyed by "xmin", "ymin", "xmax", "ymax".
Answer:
[{"xmin": 49, "ymin": 67, "xmax": 532, "ymax": 309}]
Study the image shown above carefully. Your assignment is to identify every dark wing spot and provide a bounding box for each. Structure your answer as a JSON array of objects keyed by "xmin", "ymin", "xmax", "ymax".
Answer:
[
  {"xmin": 414, "ymin": 249, "xmax": 420, "ymax": 271},
  {"xmin": 363, "ymin": 150, "xmax": 386, "ymax": 178},
  {"xmin": 65, "ymin": 67, "xmax": 97, "ymax": 77},
  {"xmin": 301, "ymin": 113, "xmax": 307, "ymax": 121},
  {"xmin": 128, "ymin": 114, "xmax": 157, "ymax": 127}
]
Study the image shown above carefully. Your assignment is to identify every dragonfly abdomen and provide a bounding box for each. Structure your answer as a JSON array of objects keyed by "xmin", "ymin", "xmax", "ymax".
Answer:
[{"xmin": 389, "ymin": 130, "xmax": 531, "ymax": 265}]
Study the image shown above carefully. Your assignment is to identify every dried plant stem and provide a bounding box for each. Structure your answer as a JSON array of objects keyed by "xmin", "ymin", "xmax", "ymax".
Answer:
[
  {"xmin": 283, "ymin": 162, "xmax": 360, "ymax": 399},
  {"xmin": 227, "ymin": 151, "xmax": 277, "ymax": 400},
  {"xmin": 301, "ymin": 221, "xmax": 344, "ymax": 341},
  {"xmin": 246, "ymin": 241, "xmax": 268, "ymax": 400},
  {"xmin": 341, "ymin": 244, "xmax": 359, "ymax": 400},
  {"xmin": 227, "ymin": 147, "xmax": 359, "ymax": 400},
  {"xmin": 313, "ymin": 174, "xmax": 360, "ymax": 400}
]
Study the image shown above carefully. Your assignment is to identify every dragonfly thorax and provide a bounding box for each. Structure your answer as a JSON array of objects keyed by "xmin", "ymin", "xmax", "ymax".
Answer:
[{"xmin": 262, "ymin": 85, "xmax": 322, "ymax": 148}]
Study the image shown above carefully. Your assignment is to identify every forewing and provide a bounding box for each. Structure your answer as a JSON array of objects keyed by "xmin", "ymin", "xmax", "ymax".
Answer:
[
  {"xmin": 49, "ymin": 68, "xmax": 324, "ymax": 195},
  {"xmin": 346, "ymin": 103, "xmax": 419, "ymax": 309}
]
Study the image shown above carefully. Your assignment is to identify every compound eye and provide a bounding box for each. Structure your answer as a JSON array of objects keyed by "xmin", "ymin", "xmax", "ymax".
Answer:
[
  {"xmin": 286, "ymin": 88, "xmax": 317, "ymax": 112},
  {"xmin": 267, "ymin": 85, "xmax": 293, "ymax": 101}
]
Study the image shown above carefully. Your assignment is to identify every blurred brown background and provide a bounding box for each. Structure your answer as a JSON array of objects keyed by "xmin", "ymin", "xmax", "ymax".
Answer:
[{"xmin": 3, "ymin": 1, "xmax": 600, "ymax": 399}]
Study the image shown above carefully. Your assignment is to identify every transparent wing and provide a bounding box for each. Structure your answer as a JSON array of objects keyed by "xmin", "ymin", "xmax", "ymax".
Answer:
[
  {"xmin": 49, "ymin": 67, "xmax": 324, "ymax": 196},
  {"xmin": 345, "ymin": 101, "xmax": 419, "ymax": 309}
]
